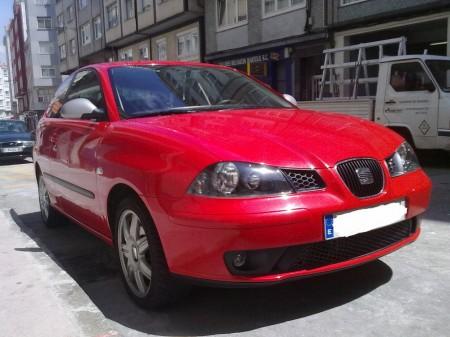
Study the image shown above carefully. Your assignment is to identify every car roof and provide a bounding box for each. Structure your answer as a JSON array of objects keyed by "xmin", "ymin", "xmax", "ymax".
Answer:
[{"xmin": 83, "ymin": 60, "xmax": 232, "ymax": 72}]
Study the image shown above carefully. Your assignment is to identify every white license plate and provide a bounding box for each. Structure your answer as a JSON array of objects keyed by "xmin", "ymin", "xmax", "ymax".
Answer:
[
  {"xmin": 324, "ymin": 200, "xmax": 407, "ymax": 240},
  {"xmin": 2, "ymin": 147, "xmax": 22, "ymax": 153}
]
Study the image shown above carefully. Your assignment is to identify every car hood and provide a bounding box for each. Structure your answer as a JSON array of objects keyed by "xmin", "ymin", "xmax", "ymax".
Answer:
[
  {"xmin": 131, "ymin": 108, "xmax": 402, "ymax": 168},
  {"xmin": 0, "ymin": 132, "xmax": 32, "ymax": 142}
]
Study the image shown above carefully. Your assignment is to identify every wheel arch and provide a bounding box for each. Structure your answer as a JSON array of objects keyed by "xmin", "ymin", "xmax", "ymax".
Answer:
[
  {"xmin": 387, "ymin": 126, "xmax": 415, "ymax": 148},
  {"xmin": 106, "ymin": 183, "xmax": 155, "ymax": 236},
  {"xmin": 35, "ymin": 162, "xmax": 42, "ymax": 181}
]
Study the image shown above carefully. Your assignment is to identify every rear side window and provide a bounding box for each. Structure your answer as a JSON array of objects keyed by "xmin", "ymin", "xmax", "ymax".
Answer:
[{"xmin": 390, "ymin": 62, "xmax": 435, "ymax": 92}]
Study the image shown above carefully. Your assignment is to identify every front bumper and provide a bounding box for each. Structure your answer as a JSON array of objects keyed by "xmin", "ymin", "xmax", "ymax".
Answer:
[
  {"xmin": 149, "ymin": 168, "xmax": 431, "ymax": 284},
  {"xmin": 0, "ymin": 146, "xmax": 33, "ymax": 159}
]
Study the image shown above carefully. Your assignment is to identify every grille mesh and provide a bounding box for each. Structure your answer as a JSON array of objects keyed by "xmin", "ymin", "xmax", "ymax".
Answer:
[
  {"xmin": 282, "ymin": 169, "xmax": 325, "ymax": 192},
  {"xmin": 336, "ymin": 159, "xmax": 384, "ymax": 197},
  {"xmin": 276, "ymin": 220, "xmax": 413, "ymax": 273}
]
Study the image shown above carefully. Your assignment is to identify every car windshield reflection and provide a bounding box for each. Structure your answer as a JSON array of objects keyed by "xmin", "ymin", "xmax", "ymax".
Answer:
[{"xmin": 108, "ymin": 65, "xmax": 293, "ymax": 118}]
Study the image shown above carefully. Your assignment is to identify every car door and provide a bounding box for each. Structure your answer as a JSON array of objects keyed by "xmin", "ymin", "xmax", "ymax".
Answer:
[
  {"xmin": 383, "ymin": 61, "xmax": 439, "ymax": 145},
  {"xmin": 37, "ymin": 76, "xmax": 73, "ymax": 201},
  {"xmin": 49, "ymin": 69, "xmax": 110, "ymax": 236}
]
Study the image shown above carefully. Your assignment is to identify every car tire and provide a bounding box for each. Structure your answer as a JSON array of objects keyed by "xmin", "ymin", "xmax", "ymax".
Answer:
[
  {"xmin": 114, "ymin": 195, "xmax": 188, "ymax": 309},
  {"xmin": 38, "ymin": 175, "xmax": 62, "ymax": 228}
]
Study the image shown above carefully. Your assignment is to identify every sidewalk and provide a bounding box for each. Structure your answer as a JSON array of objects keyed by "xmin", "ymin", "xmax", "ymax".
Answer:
[{"xmin": 0, "ymin": 209, "xmax": 118, "ymax": 337}]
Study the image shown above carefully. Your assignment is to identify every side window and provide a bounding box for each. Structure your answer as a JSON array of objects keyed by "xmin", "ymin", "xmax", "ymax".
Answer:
[
  {"xmin": 390, "ymin": 62, "xmax": 435, "ymax": 92},
  {"xmin": 63, "ymin": 70, "xmax": 106, "ymax": 119},
  {"xmin": 49, "ymin": 75, "xmax": 72, "ymax": 118}
]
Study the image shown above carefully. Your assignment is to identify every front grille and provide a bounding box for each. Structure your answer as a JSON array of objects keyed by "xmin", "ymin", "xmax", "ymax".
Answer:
[
  {"xmin": 336, "ymin": 159, "xmax": 384, "ymax": 197},
  {"xmin": 276, "ymin": 220, "xmax": 413, "ymax": 273},
  {"xmin": 0, "ymin": 142, "xmax": 20, "ymax": 148},
  {"xmin": 282, "ymin": 169, "xmax": 325, "ymax": 192}
]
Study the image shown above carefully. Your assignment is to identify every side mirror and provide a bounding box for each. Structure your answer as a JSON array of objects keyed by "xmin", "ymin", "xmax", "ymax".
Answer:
[
  {"xmin": 60, "ymin": 98, "xmax": 105, "ymax": 121},
  {"xmin": 282, "ymin": 94, "xmax": 298, "ymax": 106}
]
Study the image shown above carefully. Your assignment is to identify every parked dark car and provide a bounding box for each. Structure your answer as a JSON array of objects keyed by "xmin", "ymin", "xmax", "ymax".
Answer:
[{"xmin": 0, "ymin": 120, "xmax": 34, "ymax": 160}]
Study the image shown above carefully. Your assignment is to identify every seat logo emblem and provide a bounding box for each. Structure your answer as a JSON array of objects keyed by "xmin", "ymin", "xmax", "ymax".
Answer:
[{"xmin": 355, "ymin": 167, "xmax": 374, "ymax": 185}]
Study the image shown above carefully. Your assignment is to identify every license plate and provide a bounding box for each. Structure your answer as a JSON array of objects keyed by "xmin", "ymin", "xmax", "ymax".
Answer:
[
  {"xmin": 324, "ymin": 200, "xmax": 407, "ymax": 240},
  {"xmin": 2, "ymin": 147, "xmax": 22, "ymax": 153}
]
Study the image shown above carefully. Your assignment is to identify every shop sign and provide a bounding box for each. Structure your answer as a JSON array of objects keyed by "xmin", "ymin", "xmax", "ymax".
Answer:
[{"xmin": 220, "ymin": 52, "xmax": 282, "ymax": 67}]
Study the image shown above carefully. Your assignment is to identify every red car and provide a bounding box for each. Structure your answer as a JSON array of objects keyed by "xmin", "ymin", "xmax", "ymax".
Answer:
[{"xmin": 34, "ymin": 61, "xmax": 431, "ymax": 308}]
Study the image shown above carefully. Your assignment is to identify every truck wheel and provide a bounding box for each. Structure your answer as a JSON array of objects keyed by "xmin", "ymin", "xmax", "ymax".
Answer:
[
  {"xmin": 114, "ymin": 195, "xmax": 188, "ymax": 309},
  {"xmin": 38, "ymin": 175, "xmax": 62, "ymax": 228}
]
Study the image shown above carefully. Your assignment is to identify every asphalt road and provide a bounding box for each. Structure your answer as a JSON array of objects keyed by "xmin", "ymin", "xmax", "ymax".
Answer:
[{"xmin": 0, "ymin": 152, "xmax": 449, "ymax": 337}]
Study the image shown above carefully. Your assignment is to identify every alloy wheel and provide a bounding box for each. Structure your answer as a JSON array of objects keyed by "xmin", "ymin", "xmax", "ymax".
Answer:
[
  {"xmin": 38, "ymin": 176, "xmax": 50, "ymax": 221},
  {"xmin": 117, "ymin": 209, "xmax": 152, "ymax": 298}
]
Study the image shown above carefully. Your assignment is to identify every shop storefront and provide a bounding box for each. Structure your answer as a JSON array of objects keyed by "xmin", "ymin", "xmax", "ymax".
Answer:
[{"xmin": 215, "ymin": 49, "xmax": 294, "ymax": 96}]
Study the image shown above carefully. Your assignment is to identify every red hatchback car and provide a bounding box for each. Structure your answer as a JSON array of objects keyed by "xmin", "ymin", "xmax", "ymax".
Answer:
[{"xmin": 34, "ymin": 61, "xmax": 431, "ymax": 308}]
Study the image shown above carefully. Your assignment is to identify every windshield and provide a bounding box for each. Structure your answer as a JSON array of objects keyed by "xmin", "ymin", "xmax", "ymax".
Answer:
[
  {"xmin": 0, "ymin": 120, "xmax": 27, "ymax": 134},
  {"xmin": 109, "ymin": 65, "xmax": 293, "ymax": 118},
  {"xmin": 425, "ymin": 60, "xmax": 450, "ymax": 92}
]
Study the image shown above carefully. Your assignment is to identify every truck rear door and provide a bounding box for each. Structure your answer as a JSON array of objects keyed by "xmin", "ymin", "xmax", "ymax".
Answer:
[{"xmin": 382, "ymin": 61, "xmax": 438, "ymax": 147}]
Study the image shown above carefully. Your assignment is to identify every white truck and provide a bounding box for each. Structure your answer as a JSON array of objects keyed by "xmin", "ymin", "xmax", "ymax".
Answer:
[{"xmin": 297, "ymin": 37, "xmax": 450, "ymax": 151}]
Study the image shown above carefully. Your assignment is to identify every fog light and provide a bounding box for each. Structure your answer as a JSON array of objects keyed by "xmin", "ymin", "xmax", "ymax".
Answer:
[{"xmin": 233, "ymin": 252, "xmax": 247, "ymax": 268}]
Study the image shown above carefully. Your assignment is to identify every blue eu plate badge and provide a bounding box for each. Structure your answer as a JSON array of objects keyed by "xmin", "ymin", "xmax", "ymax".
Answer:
[{"xmin": 324, "ymin": 215, "xmax": 334, "ymax": 240}]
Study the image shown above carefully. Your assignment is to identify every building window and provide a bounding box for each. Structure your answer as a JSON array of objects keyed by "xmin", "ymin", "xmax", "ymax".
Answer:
[
  {"xmin": 263, "ymin": 0, "xmax": 305, "ymax": 17},
  {"xmin": 41, "ymin": 67, "xmax": 56, "ymax": 78},
  {"xmin": 34, "ymin": 0, "xmax": 51, "ymax": 5},
  {"xmin": 37, "ymin": 17, "xmax": 52, "ymax": 29},
  {"xmin": 217, "ymin": 0, "xmax": 247, "ymax": 29},
  {"xmin": 93, "ymin": 16, "xmax": 102, "ymax": 39},
  {"xmin": 125, "ymin": 0, "xmax": 134, "ymax": 19},
  {"xmin": 107, "ymin": 3, "xmax": 119, "ymax": 29},
  {"xmin": 142, "ymin": 0, "xmax": 152, "ymax": 11},
  {"xmin": 139, "ymin": 46, "xmax": 149, "ymax": 60},
  {"xmin": 59, "ymin": 44, "xmax": 67, "ymax": 60},
  {"xmin": 119, "ymin": 49, "xmax": 133, "ymax": 61},
  {"xmin": 340, "ymin": 0, "xmax": 367, "ymax": 6},
  {"xmin": 69, "ymin": 39, "xmax": 76, "ymax": 55},
  {"xmin": 177, "ymin": 28, "xmax": 199, "ymax": 60},
  {"xmin": 79, "ymin": 0, "xmax": 87, "ymax": 9},
  {"xmin": 156, "ymin": 38, "xmax": 167, "ymax": 60},
  {"xmin": 38, "ymin": 88, "xmax": 52, "ymax": 104},
  {"xmin": 57, "ymin": 14, "xmax": 64, "ymax": 28},
  {"xmin": 67, "ymin": 5, "xmax": 74, "ymax": 21},
  {"xmin": 80, "ymin": 22, "xmax": 91, "ymax": 45},
  {"xmin": 39, "ymin": 41, "xmax": 54, "ymax": 54}
]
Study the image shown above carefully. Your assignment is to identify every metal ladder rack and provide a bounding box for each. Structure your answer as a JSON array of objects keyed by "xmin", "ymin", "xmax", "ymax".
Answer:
[{"xmin": 318, "ymin": 37, "xmax": 407, "ymax": 100}]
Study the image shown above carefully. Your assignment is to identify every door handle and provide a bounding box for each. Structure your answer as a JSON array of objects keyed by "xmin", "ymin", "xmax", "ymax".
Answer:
[{"xmin": 385, "ymin": 100, "xmax": 396, "ymax": 105}]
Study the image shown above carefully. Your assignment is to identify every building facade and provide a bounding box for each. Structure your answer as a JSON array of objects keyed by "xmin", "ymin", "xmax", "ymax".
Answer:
[
  {"xmin": 329, "ymin": 0, "xmax": 450, "ymax": 57},
  {"xmin": 109, "ymin": 0, "xmax": 204, "ymax": 63},
  {"xmin": 55, "ymin": 0, "xmax": 204, "ymax": 75},
  {"xmin": 204, "ymin": 0, "xmax": 328, "ymax": 100},
  {"xmin": 6, "ymin": 0, "xmax": 450, "ymax": 108},
  {"xmin": 7, "ymin": 1, "xmax": 29, "ymax": 114},
  {"xmin": 5, "ymin": 0, "xmax": 62, "ymax": 115},
  {"xmin": 3, "ymin": 33, "xmax": 18, "ymax": 116},
  {"xmin": 0, "ymin": 65, "xmax": 13, "ymax": 118},
  {"xmin": 24, "ymin": 0, "xmax": 62, "ymax": 112}
]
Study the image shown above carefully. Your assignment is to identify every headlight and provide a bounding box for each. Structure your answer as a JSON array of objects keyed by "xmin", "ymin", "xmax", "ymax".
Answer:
[
  {"xmin": 188, "ymin": 162, "xmax": 293, "ymax": 197},
  {"xmin": 21, "ymin": 141, "xmax": 35, "ymax": 147},
  {"xmin": 386, "ymin": 142, "xmax": 420, "ymax": 177}
]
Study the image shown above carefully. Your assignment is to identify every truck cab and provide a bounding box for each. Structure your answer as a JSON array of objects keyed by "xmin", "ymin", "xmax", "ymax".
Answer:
[{"xmin": 376, "ymin": 55, "xmax": 450, "ymax": 151}]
